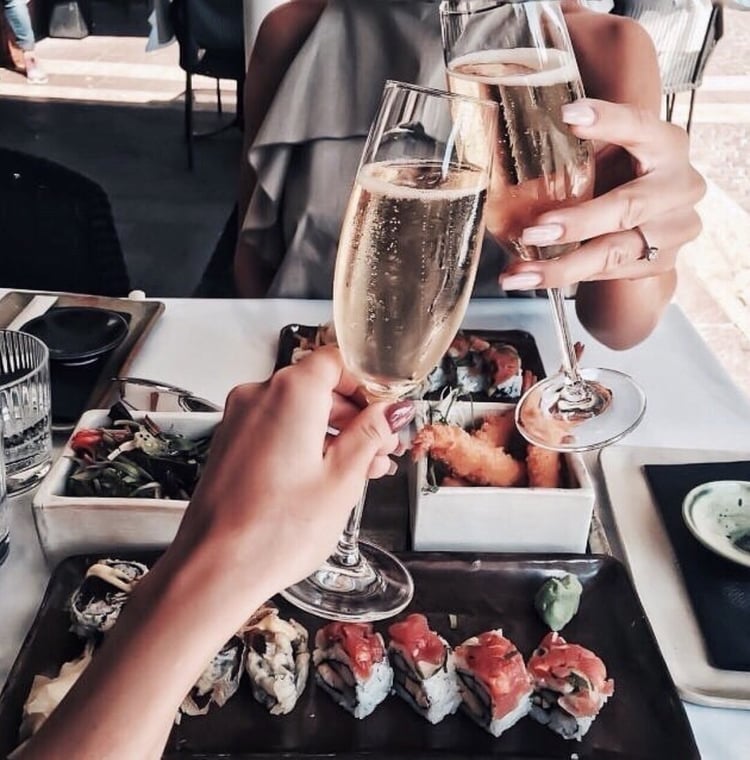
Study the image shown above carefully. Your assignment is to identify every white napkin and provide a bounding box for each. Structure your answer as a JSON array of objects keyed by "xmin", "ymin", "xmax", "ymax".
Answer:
[{"xmin": 5, "ymin": 296, "xmax": 59, "ymax": 332}]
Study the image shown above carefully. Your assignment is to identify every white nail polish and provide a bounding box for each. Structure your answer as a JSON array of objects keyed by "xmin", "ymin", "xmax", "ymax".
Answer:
[
  {"xmin": 501, "ymin": 272, "xmax": 543, "ymax": 291},
  {"xmin": 562, "ymin": 103, "xmax": 596, "ymax": 126},
  {"xmin": 522, "ymin": 224, "xmax": 564, "ymax": 245}
]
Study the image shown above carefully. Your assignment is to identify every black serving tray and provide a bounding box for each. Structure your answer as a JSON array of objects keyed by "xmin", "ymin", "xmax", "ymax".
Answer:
[
  {"xmin": 0, "ymin": 291, "xmax": 164, "ymax": 431},
  {"xmin": 0, "ymin": 553, "xmax": 698, "ymax": 759},
  {"xmin": 275, "ymin": 324, "xmax": 546, "ymax": 402}
]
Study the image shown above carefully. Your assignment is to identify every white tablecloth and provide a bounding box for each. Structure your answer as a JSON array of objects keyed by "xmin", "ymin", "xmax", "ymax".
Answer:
[{"xmin": 1, "ymin": 297, "xmax": 749, "ymax": 759}]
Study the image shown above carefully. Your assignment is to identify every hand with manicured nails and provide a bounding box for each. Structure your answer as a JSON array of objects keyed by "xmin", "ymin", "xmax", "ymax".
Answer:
[
  {"xmin": 499, "ymin": 98, "xmax": 705, "ymax": 292},
  {"xmin": 16, "ymin": 346, "xmax": 414, "ymax": 760},
  {"xmin": 173, "ymin": 344, "xmax": 413, "ymax": 591}
]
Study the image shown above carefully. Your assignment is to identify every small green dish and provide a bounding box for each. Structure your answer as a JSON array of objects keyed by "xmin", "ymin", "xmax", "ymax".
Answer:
[{"xmin": 682, "ymin": 480, "xmax": 750, "ymax": 569}]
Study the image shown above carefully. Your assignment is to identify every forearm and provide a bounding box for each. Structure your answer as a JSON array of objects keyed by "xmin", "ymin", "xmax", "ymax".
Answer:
[
  {"xmin": 575, "ymin": 270, "xmax": 676, "ymax": 350},
  {"xmin": 567, "ymin": 12, "xmax": 672, "ymax": 349},
  {"xmin": 575, "ymin": 142, "xmax": 676, "ymax": 349},
  {"xmin": 17, "ymin": 535, "xmax": 277, "ymax": 760}
]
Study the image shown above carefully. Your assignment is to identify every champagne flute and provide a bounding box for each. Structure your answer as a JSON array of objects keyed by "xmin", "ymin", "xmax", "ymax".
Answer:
[
  {"xmin": 281, "ymin": 81, "xmax": 498, "ymax": 621},
  {"xmin": 440, "ymin": 0, "xmax": 646, "ymax": 452}
]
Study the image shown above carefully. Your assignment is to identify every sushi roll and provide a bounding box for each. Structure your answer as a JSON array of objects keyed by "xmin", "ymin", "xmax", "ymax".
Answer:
[
  {"xmin": 242, "ymin": 604, "xmax": 310, "ymax": 715},
  {"xmin": 69, "ymin": 559, "xmax": 149, "ymax": 637},
  {"xmin": 387, "ymin": 613, "xmax": 461, "ymax": 724},
  {"xmin": 527, "ymin": 631, "xmax": 615, "ymax": 741},
  {"xmin": 313, "ymin": 621, "xmax": 393, "ymax": 719},
  {"xmin": 180, "ymin": 634, "xmax": 245, "ymax": 718},
  {"xmin": 454, "ymin": 629, "xmax": 532, "ymax": 737}
]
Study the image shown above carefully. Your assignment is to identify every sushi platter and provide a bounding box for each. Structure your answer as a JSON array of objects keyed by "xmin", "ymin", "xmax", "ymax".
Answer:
[
  {"xmin": 274, "ymin": 323, "xmax": 547, "ymax": 401},
  {"xmin": 0, "ymin": 552, "xmax": 699, "ymax": 758}
]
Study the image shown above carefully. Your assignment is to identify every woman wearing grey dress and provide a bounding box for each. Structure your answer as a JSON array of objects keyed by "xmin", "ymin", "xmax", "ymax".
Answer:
[{"xmin": 234, "ymin": 0, "xmax": 705, "ymax": 350}]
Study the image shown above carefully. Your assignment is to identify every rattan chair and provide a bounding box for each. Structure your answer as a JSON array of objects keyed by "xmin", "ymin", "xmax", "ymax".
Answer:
[
  {"xmin": 170, "ymin": 0, "xmax": 245, "ymax": 170},
  {"xmin": 0, "ymin": 148, "xmax": 131, "ymax": 296},
  {"xmin": 613, "ymin": 0, "xmax": 723, "ymax": 133}
]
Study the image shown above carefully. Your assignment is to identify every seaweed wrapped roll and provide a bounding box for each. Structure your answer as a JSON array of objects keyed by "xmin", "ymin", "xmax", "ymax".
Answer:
[
  {"xmin": 313, "ymin": 622, "xmax": 393, "ymax": 719},
  {"xmin": 527, "ymin": 632, "xmax": 615, "ymax": 741},
  {"xmin": 454, "ymin": 629, "xmax": 532, "ymax": 737},
  {"xmin": 180, "ymin": 635, "xmax": 245, "ymax": 718},
  {"xmin": 242, "ymin": 604, "xmax": 310, "ymax": 715},
  {"xmin": 69, "ymin": 559, "xmax": 149, "ymax": 637},
  {"xmin": 387, "ymin": 613, "xmax": 461, "ymax": 724}
]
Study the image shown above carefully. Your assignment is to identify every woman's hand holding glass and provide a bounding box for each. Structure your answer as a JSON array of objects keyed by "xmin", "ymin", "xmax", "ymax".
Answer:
[
  {"xmin": 282, "ymin": 80, "xmax": 498, "ymax": 621},
  {"xmin": 499, "ymin": 97, "xmax": 706, "ymax": 291},
  {"xmin": 174, "ymin": 346, "xmax": 410, "ymax": 595},
  {"xmin": 440, "ymin": 0, "xmax": 650, "ymax": 451}
]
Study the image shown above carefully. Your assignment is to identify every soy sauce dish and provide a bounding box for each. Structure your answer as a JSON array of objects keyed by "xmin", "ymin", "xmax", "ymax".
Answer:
[
  {"xmin": 682, "ymin": 480, "xmax": 750, "ymax": 568},
  {"xmin": 22, "ymin": 307, "xmax": 129, "ymax": 365}
]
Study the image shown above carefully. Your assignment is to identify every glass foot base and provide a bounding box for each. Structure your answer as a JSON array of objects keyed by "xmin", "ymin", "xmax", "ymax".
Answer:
[
  {"xmin": 516, "ymin": 367, "xmax": 646, "ymax": 452},
  {"xmin": 280, "ymin": 540, "xmax": 414, "ymax": 622}
]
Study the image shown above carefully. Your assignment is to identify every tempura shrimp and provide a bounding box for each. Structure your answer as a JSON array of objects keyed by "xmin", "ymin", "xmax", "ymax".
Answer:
[
  {"xmin": 526, "ymin": 445, "xmax": 561, "ymax": 489},
  {"xmin": 473, "ymin": 411, "xmax": 516, "ymax": 449},
  {"xmin": 412, "ymin": 423, "xmax": 526, "ymax": 487}
]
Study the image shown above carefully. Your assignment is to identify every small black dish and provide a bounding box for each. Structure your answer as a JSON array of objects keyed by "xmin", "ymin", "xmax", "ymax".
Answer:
[{"xmin": 22, "ymin": 307, "xmax": 129, "ymax": 365}]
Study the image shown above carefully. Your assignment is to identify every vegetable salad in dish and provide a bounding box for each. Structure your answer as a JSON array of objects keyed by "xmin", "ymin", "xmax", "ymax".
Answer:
[{"xmin": 65, "ymin": 403, "xmax": 211, "ymax": 499}]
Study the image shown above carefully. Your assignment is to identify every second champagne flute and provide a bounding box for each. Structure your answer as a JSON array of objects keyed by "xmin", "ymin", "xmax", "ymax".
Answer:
[
  {"xmin": 281, "ymin": 81, "xmax": 498, "ymax": 621},
  {"xmin": 441, "ymin": 0, "xmax": 646, "ymax": 452}
]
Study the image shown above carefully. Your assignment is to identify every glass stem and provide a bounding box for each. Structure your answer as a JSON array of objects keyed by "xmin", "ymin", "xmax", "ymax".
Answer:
[
  {"xmin": 333, "ymin": 483, "xmax": 368, "ymax": 568},
  {"xmin": 547, "ymin": 287, "xmax": 584, "ymax": 391}
]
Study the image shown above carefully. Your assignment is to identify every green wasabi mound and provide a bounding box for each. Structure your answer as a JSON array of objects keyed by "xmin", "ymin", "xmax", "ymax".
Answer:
[{"xmin": 534, "ymin": 574, "xmax": 583, "ymax": 632}]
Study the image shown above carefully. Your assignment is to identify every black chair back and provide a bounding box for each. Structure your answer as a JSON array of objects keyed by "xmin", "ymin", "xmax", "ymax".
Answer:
[
  {"xmin": 169, "ymin": 0, "xmax": 245, "ymax": 169},
  {"xmin": 170, "ymin": 0, "xmax": 245, "ymax": 80},
  {"xmin": 0, "ymin": 148, "xmax": 131, "ymax": 297}
]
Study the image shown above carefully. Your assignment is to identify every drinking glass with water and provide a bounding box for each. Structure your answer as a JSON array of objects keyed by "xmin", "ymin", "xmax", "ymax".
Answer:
[
  {"xmin": 0, "ymin": 422, "xmax": 8, "ymax": 565},
  {"xmin": 0, "ymin": 330, "xmax": 52, "ymax": 495}
]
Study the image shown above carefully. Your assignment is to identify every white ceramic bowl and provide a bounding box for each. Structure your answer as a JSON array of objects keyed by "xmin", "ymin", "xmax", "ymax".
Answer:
[
  {"xmin": 33, "ymin": 409, "xmax": 222, "ymax": 566},
  {"xmin": 408, "ymin": 401, "xmax": 595, "ymax": 553},
  {"xmin": 682, "ymin": 480, "xmax": 750, "ymax": 568}
]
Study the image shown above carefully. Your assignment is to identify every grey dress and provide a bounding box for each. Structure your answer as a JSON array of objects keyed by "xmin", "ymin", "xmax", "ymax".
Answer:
[{"xmin": 241, "ymin": 0, "xmax": 512, "ymax": 299}]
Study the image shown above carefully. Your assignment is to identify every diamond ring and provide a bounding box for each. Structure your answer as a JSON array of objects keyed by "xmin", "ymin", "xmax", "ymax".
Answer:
[{"xmin": 634, "ymin": 226, "xmax": 659, "ymax": 263}]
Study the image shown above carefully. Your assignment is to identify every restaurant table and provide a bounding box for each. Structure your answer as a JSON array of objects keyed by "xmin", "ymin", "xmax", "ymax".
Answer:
[{"xmin": 1, "ymin": 296, "xmax": 749, "ymax": 759}]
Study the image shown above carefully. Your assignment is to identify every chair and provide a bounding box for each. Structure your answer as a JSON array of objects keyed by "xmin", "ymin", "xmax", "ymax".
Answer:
[
  {"xmin": 169, "ymin": 0, "xmax": 245, "ymax": 170},
  {"xmin": 613, "ymin": 0, "xmax": 724, "ymax": 133},
  {"xmin": 192, "ymin": 204, "xmax": 239, "ymax": 297},
  {"xmin": 0, "ymin": 148, "xmax": 131, "ymax": 296}
]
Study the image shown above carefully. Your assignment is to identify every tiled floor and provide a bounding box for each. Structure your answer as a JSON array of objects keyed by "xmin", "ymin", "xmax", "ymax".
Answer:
[{"xmin": 1, "ymin": 1, "xmax": 749, "ymax": 397}]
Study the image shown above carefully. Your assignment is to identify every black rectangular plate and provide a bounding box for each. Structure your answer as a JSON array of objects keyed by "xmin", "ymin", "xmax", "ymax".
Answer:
[
  {"xmin": 0, "ymin": 553, "xmax": 697, "ymax": 759},
  {"xmin": 274, "ymin": 324, "xmax": 546, "ymax": 402}
]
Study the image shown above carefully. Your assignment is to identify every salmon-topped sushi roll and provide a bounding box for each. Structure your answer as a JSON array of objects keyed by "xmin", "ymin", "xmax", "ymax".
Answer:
[
  {"xmin": 313, "ymin": 622, "xmax": 393, "ymax": 719},
  {"xmin": 388, "ymin": 613, "xmax": 461, "ymax": 724},
  {"xmin": 454, "ymin": 629, "xmax": 533, "ymax": 737},
  {"xmin": 527, "ymin": 631, "xmax": 615, "ymax": 741}
]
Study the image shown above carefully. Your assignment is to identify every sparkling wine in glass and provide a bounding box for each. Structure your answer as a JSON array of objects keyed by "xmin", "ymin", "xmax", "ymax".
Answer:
[
  {"xmin": 440, "ymin": 0, "xmax": 646, "ymax": 452},
  {"xmin": 281, "ymin": 81, "xmax": 498, "ymax": 620}
]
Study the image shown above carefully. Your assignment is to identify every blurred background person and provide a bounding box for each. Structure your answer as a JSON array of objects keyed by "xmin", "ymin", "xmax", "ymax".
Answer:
[
  {"xmin": 230, "ymin": 0, "xmax": 704, "ymax": 352},
  {"xmin": 2, "ymin": 0, "xmax": 47, "ymax": 83}
]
